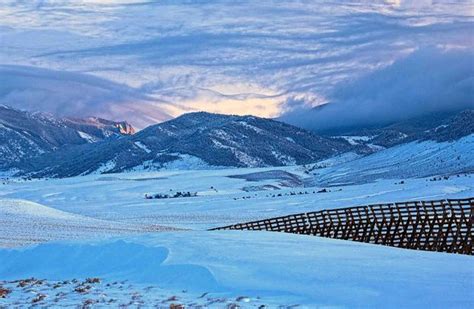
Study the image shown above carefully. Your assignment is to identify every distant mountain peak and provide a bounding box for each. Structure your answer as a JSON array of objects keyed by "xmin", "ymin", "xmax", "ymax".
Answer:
[
  {"xmin": 65, "ymin": 117, "xmax": 136, "ymax": 135},
  {"xmin": 0, "ymin": 105, "xmax": 135, "ymax": 169}
]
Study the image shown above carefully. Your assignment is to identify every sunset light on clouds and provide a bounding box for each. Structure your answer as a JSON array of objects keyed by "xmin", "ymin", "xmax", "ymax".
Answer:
[{"xmin": 0, "ymin": 0, "xmax": 473, "ymax": 128}]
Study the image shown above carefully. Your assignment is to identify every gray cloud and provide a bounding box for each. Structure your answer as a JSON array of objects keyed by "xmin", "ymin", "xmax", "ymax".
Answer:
[
  {"xmin": 0, "ymin": 65, "xmax": 171, "ymax": 128},
  {"xmin": 280, "ymin": 48, "xmax": 474, "ymax": 132},
  {"xmin": 1, "ymin": 1, "xmax": 473, "ymax": 126}
]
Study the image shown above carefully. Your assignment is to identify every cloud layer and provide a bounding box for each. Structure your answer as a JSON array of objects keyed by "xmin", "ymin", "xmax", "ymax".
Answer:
[
  {"xmin": 281, "ymin": 48, "xmax": 474, "ymax": 132},
  {"xmin": 0, "ymin": 65, "xmax": 171, "ymax": 128},
  {"xmin": 0, "ymin": 0, "xmax": 473, "ymax": 127}
]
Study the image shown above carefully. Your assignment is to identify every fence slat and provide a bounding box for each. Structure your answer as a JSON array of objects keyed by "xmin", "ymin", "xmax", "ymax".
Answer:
[{"xmin": 210, "ymin": 198, "xmax": 474, "ymax": 255}]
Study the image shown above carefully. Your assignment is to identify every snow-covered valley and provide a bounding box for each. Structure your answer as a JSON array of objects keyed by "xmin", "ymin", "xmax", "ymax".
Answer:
[
  {"xmin": 1, "ymin": 160, "xmax": 473, "ymax": 307},
  {"xmin": 0, "ymin": 115, "xmax": 473, "ymax": 308}
]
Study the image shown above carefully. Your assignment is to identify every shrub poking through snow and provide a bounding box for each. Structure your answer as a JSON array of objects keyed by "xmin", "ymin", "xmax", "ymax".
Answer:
[
  {"xmin": 82, "ymin": 299, "xmax": 98, "ymax": 308},
  {"xmin": 236, "ymin": 296, "xmax": 250, "ymax": 302},
  {"xmin": 74, "ymin": 284, "xmax": 91, "ymax": 294},
  {"xmin": 145, "ymin": 191, "xmax": 198, "ymax": 200},
  {"xmin": 17, "ymin": 278, "xmax": 44, "ymax": 288},
  {"xmin": 85, "ymin": 278, "xmax": 101, "ymax": 284},
  {"xmin": 32, "ymin": 293, "xmax": 47, "ymax": 303},
  {"xmin": 0, "ymin": 286, "xmax": 11, "ymax": 298}
]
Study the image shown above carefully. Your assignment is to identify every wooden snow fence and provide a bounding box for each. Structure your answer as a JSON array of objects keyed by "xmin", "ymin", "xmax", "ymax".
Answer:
[{"xmin": 210, "ymin": 198, "xmax": 474, "ymax": 255}]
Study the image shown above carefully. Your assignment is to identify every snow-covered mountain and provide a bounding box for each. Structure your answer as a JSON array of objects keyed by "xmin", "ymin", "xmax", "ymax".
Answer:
[
  {"xmin": 315, "ymin": 134, "xmax": 474, "ymax": 186},
  {"xmin": 312, "ymin": 110, "xmax": 474, "ymax": 185},
  {"xmin": 6, "ymin": 108, "xmax": 473, "ymax": 180},
  {"xmin": 17, "ymin": 112, "xmax": 355, "ymax": 178},
  {"xmin": 0, "ymin": 105, "xmax": 135, "ymax": 170},
  {"xmin": 332, "ymin": 110, "xmax": 474, "ymax": 149}
]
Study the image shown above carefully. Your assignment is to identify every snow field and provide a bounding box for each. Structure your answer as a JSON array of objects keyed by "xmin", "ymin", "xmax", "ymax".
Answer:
[
  {"xmin": 0, "ymin": 161, "xmax": 473, "ymax": 306},
  {"xmin": 0, "ymin": 231, "xmax": 473, "ymax": 307}
]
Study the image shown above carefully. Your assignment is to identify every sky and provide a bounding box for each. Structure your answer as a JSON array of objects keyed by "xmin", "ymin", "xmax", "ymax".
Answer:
[{"xmin": 0, "ymin": 0, "xmax": 473, "ymax": 129}]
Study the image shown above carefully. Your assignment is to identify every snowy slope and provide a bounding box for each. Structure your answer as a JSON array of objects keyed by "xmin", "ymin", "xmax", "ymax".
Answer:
[
  {"xmin": 316, "ymin": 134, "xmax": 474, "ymax": 185},
  {"xmin": 1, "ymin": 166, "xmax": 473, "ymax": 231},
  {"xmin": 326, "ymin": 109, "xmax": 474, "ymax": 148},
  {"xmin": 0, "ymin": 165, "xmax": 473, "ymax": 306},
  {"xmin": 0, "ymin": 199, "xmax": 171, "ymax": 248},
  {"xmin": 0, "ymin": 232, "xmax": 473, "ymax": 307}
]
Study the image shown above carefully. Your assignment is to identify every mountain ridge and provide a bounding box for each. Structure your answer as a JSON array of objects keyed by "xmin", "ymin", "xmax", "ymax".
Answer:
[
  {"xmin": 3, "ymin": 106, "xmax": 473, "ymax": 179},
  {"xmin": 15, "ymin": 111, "xmax": 356, "ymax": 178},
  {"xmin": 327, "ymin": 109, "xmax": 474, "ymax": 149},
  {"xmin": 0, "ymin": 105, "xmax": 135, "ymax": 170}
]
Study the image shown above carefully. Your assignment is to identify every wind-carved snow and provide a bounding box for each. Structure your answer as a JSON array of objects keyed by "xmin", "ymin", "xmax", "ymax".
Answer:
[
  {"xmin": 430, "ymin": 124, "xmax": 449, "ymax": 133},
  {"xmin": 0, "ymin": 159, "xmax": 473, "ymax": 305},
  {"xmin": 157, "ymin": 126, "xmax": 177, "ymax": 136},
  {"xmin": 211, "ymin": 129, "xmax": 236, "ymax": 144},
  {"xmin": 0, "ymin": 199, "xmax": 167, "ymax": 248},
  {"xmin": 126, "ymin": 154, "xmax": 219, "ymax": 172},
  {"xmin": 77, "ymin": 131, "xmax": 98, "ymax": 143},
  {"xmin": 1, "ymin": 232, "xmax": 473, "ymax": 307},
  {"xmin": 366, "ymin": 144, "xmax": 386, "ymax": 151},
  {"xmin": 271, "ymin": 151, "xmax": 296, "ymax": 165},
  {"xmin": 92, "ymin": 160, "xmax": 117, "ymax": 174},
  {"xmin": 317, "ymin": 134, "xmax": 474, "ymax": 185},
  {"xmin": 236, "ymin": 121, "xmax": 264, "ymax": 133},
  {"xmin": 0, "ymin": 124, "xmax": 10, "ymax": 131},
  {"xmin": 161, "ymin": 154, "xmax": 214, "ymax": 170},
  {"xmin": 134, "ymin": 141, "xmax": 151, "ymax": 154},
  {"xmin": 234, "ymin": 151, "xmax": 264, "ymax": 167},
  {"xmin": 1, "ymin": 199, "xmax": 80, "ymax": 220},
  {"xmin": 102, "ymin": 130, "xmax": 114, "ymax": 138},
  {"xmin": 1, "ymin": 164, "xmax": 473, "ymax": 233},
  {"xmin": 211, "ymin": 138, "xmax": 228, "ymax": 150},
  {"xmin": 339, "ymin": 135, "xmax": 372, "ymax": 146},
  {"xmin": 126, "ymin": 159, "xmax": 157, "ymax": 172},
  {"xmin": 211, "ymin": 138, "xmax": 264, "ymax": 167},
  {"xmin": 0, "ymin": 125, "xmax": 45, "ymax": 160}
]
